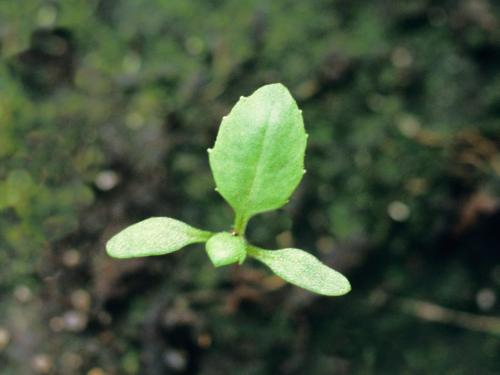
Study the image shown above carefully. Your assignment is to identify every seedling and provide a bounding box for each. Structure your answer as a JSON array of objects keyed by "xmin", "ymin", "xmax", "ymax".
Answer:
[{"xmin": 106, "ymin": 84, "xmax": 350, "ymax": 296}]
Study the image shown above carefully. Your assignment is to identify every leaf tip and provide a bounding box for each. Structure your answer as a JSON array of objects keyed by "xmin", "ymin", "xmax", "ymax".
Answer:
[
  {"xmin": 105, "ymin": 237, "xmax": 122, "ymax": 259},
  {"xmin": 251, "ymin": 83, "xmax": 292, "ymax": 101},
  {"xmin": 328, "ymin": 271, "xmax": 351, "ymax": 296},
  {"xmin": 337, "ymin": 280, "xmax": 352, "ymax": 296}
]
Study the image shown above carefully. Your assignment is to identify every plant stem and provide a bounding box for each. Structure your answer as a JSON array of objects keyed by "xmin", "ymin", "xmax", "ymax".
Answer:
[
  {"xmin": 245, "ymin": 244, "xmax": 260, "ymax": 257},
  {"xmin": 197, "ymin": 230, "xmax": 214, "ymax": 242},
  {"xmin": 233, "ymin": 213, "xmax": 248, "ymax": 236}
]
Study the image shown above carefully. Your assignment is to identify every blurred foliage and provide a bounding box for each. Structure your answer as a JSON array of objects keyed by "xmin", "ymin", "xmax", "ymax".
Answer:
[{"xmin": 1, "ymin": 0, "xmax": 500, "ymax": 374}]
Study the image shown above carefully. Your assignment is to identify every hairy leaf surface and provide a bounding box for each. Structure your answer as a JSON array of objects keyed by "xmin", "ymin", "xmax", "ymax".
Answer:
[
  {"xmin": 209, "ymin": 83, "xmax": 307, "ymax": 224},
  {"xmin": 106, "ymin": 217, "xmax": 211, "ymax": 258},
  {"xmin": 248, "ymin": 247, "xmax": 351, "ymax": 296},
  {"xmin": 205, "ymin": 232, "xmax": 246, "ymax": 267}
]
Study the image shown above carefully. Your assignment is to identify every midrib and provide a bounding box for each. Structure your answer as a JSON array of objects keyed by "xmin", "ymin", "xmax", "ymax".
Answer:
[{"xmin": 240, "ymin": 102, "xmax": 276, "ymax": 218}]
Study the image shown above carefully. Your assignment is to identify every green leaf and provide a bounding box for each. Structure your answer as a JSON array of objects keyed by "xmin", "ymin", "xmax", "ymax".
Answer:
[
  {"xmin": 247, "ymin": 246, "xmax": 351, "ymax": 296},
  {"xmin": 106, "ymin": 217, "xmax": 212, "ymax": 258},
  {"xmin": 205, "ymin": 232, "xmax": 246, "ymax": 267},
  {"xmin": 209, "ymin": 83, "xmax": 307, "ymax": 231}
]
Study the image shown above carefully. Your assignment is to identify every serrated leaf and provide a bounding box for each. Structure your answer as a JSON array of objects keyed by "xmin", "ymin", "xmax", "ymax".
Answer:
[
  {"xmin": 205, "ymin": 232, "xmax": 246, "ymax": 267},
  {"xmin": 106, "ymin": 217, "xmax": 212, "ymax": 258},
  {"xmin": 209, "ymin": 83, "xmax": 307, "ymax": 226},
  {"xmin": 247, "ymin": 246, "xmax": 351, "ymax": 296}
]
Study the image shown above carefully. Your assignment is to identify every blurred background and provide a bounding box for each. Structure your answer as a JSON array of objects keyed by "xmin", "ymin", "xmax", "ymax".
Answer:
[{"xmin": 1, "ymin": 0, "xmax": 500, "ymax": 374}]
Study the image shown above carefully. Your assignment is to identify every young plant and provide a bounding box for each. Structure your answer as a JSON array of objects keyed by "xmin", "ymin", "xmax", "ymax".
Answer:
[{"xmin": 106, "ymin": 83, "xmax": 351, "ymax": 296}]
